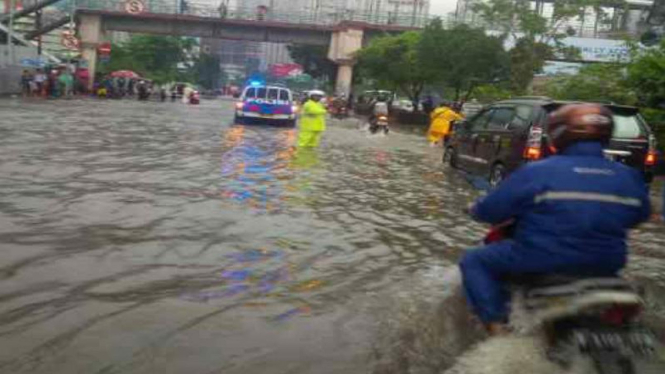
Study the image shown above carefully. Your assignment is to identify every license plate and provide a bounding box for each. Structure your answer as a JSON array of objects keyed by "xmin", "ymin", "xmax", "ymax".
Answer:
[{"xmin": 573, "ymin": 329, "xmax": 656, "ymax": 354}]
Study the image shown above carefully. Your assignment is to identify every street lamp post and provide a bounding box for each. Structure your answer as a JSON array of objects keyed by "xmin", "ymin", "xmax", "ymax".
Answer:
[{"xmin": 7, "ymin": 0, "xmax": 16, "ymax": 65}]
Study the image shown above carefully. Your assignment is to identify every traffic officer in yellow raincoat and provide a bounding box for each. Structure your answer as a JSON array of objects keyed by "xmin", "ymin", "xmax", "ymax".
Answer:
[
  {"xmin": 298, "ymin": 90, "xmax": 327, "ymax": 148},
  {"xmin": 427, "ymin": 101, "xmax": 464, "ymax": 147}
]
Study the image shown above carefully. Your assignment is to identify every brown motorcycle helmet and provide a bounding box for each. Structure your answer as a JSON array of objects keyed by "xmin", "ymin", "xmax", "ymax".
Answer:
[{"xmin": 546, "ymin": 103, "xmax": 614, "ymax": 151}]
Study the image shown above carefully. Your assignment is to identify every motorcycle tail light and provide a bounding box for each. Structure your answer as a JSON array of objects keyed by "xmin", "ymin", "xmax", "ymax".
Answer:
[
  {"xmin": 378, "ymin": 116, "xmax": 388, "ymax": 121},
  {"xmin": 600, "ymin": 304, "xmax": 642, "ymax": 325},
  {"xmin": 524, "ymin": 147, "xmax": 542, "ymax": 160}
]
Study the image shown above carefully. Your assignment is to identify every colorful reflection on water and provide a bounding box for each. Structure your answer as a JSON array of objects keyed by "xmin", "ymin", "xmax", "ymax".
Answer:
[{"xmin": 218, "ymin": 126, "xmax": 299, "ymax": 213}]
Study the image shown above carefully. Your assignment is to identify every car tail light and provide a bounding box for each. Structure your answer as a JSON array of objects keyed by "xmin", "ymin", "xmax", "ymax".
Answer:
[
  {"xmin": 235, "ymin": 102, "xmax": 243, "ymax": 110},
  {"xmin": 524, "ymin": 126, "xmax": 544, "ymax": 161},
  {"xmin": 292, "ymin": 105, "xmax": 299, "ymax": 113},
  {"xmin": 646, "ymin": 134, "xmax": 658, "ymax": 166}
]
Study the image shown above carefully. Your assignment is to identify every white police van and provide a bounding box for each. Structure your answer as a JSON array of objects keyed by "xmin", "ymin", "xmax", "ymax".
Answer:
[{"xmin": 234, "ymin": 84, "xmax": 297, "ymax": 126}]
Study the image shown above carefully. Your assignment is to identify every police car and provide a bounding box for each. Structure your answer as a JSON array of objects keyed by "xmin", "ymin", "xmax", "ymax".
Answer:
[{"xmin": 234, "ymin": 84, "xmax": 298, "ymax": 126}]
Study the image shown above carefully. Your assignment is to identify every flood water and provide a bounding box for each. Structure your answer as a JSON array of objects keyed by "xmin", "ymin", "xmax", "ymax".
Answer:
[{"xmin": 0, "ymin": 98, "xmax": 663, "ymax": 374}]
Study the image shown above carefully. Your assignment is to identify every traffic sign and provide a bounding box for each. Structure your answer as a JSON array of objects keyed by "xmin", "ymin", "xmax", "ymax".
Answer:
[
  {"xmin": 98, "ymin": 42, "xmax": 112, "ymax": 56},
  {"xmin": 124, "ymin": 0, "xmax": 146, "ymax": 14}
]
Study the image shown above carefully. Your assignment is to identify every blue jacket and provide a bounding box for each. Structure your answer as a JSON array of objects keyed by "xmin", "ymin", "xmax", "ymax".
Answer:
[{"xmin": 472, "ymin": 141, "xmax": 651, "ymax": 263}]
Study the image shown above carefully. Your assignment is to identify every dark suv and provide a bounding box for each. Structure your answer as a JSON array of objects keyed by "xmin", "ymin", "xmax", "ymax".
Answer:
[{"xmin": 444, "ymin": 97, "xmax": 658, "ymax": 187}]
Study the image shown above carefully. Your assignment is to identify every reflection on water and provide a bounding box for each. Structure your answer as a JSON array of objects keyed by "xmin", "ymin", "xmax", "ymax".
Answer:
[
  {"xmin": 0, "ymin": 99, "xmax": 663, "ymax": 374},
  {"xmin": 218, "ymin": 125, "xmax": 298, "ymax": 213}
]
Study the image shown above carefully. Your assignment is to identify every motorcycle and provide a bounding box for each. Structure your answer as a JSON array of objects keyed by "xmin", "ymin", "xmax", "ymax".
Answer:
[
  {"xmin": 369, "ymin": 115, "xmax": 390, "ymax": 135},
  {"xmin": 189, "ymin": 91, "xmax": 200, "ymax": 105},
  {"xmin": 329, "ymin": 99, "xmax": 349, "ymax": 119},
  {"xmin": 331, "ymin": 106, "xmax": 349, "ymax": 119},
  {"xmin": 481, "ymin": 222, "xmax": 657, "ymax": 374}
]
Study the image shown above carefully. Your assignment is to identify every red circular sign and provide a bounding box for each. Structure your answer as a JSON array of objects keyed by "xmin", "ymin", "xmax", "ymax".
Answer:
[
  {"xmin": 98, "ymin": 42, "xmax": 112, "ymax": 55},
  {"xmin": 124, "ymin": 0, "xmax": 146, "ymax": 14}
]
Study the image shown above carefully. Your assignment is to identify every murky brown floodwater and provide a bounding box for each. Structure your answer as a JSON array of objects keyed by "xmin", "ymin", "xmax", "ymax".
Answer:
[{"xmin": 0, "ymin": 98, "xmax": 663, "ymax": 374}]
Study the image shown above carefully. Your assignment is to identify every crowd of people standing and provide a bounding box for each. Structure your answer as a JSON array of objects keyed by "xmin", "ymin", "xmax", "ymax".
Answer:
[{"xmin": 20, "ymin": 68, "xmax": 80, "ymax": 99}]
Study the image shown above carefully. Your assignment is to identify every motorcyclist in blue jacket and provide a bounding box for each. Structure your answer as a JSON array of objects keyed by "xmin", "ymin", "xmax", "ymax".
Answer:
[{"xmin": 460, "ymin": 104, "xmax": 651, "ymax": 335}]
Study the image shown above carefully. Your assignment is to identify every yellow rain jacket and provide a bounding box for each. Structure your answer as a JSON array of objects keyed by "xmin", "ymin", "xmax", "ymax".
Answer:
[
  {"xmin": 300, "ymin": 99, "xmax": 327, "ymax": 132},
  {"xmin": 427, "ymin": 106, "xmax": 464, "ymax": 143}
]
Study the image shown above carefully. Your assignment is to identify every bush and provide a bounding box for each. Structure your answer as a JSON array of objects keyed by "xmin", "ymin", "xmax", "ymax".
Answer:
[
  {"xmin": 642, "ymin": 108, "xmax": 665, "ymax": 150},
  {"xmin": 471, "ymin": 84, "xmax": 512, "ymax": 104}
]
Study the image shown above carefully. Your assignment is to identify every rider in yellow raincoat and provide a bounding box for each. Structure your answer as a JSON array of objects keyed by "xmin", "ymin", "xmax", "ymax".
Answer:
[
  {"xmin": 298, "ymin": 90, "xmax": 327, "ymax": 148},
  {"xmin": 427, "ymin": 102, "xmax": 464, "ymax": 146}
]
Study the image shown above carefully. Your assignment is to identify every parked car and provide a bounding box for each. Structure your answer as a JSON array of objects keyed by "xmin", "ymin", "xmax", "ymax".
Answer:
[
  {"xmin": 235, "ymin": 85, "xmax": 298, "ymax": 126},
  {"xmin": 444, "ymin": 97, "xmax": 659, "ymax": 187},
  {"xmin": 392, "ymin": 99, "xmax": 415, "ymax": 112}
]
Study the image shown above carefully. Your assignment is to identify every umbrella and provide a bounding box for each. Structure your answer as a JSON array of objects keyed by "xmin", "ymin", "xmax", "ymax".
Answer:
[{"xmin": 108, "ymin": 70, "xmax": 141, "ymax": 79}]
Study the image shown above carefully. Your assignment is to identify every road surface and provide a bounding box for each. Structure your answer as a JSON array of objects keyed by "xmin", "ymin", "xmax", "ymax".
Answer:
[{"xmin": 0, "ymin": 98, "xmax": 663, "ymax": 374}]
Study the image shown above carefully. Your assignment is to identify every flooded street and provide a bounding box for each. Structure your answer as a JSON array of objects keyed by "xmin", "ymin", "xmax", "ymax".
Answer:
[{"xmin": 0, "ymin": 98, "xmax": 663, "ymax": 374}]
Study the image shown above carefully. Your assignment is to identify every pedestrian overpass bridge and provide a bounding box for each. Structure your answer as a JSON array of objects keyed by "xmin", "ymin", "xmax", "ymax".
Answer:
[
  {"xmin": 10, "ymin": 0, "xmax": 646, "ymax": 93},
  {"xmin": 71, "ymin": 0, "xmax": 427, "ymax": 94}
]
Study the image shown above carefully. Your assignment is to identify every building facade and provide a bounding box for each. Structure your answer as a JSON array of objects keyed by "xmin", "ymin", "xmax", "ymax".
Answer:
[{"xmin": 454, "ymin": 0, "xmax": 654, "ymax": 38}]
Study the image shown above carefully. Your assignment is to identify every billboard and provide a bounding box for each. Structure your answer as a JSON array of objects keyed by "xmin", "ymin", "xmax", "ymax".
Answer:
[{"xmin": 269, "ymin": 63, "xmax": 303, "ymax": 78}]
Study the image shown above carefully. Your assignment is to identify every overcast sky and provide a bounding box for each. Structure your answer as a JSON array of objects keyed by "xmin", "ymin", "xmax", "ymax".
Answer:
[{"xmin": 430, "ymin": 0, "xmax": 459, "ymax": 16}]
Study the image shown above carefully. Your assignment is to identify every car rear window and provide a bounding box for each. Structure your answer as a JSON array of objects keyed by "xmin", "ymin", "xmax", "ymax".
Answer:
[
  {"xmin": 612, "ymin": 114, "xmax": 645, "ymax": 139},
  {"xmin": 543, "ymin": 104, "xmax": 646, "ymax": 139},
  {"xmin": 279, "ymin": 90, "xmax": 290, "ymax": 101}
]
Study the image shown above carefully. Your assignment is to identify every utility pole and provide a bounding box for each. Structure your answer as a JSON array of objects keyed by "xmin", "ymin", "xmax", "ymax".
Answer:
[
  {"xmin": 7, "ymin": 0, "xmax": 16, "ymax": 65},
  {"xmin": 69, "ymin": 0, "xmax": 76, "ymax": 71},
  {"xmin": 36, "ymin": 9, "xmax": 42, "ymax": 56},
  {"xmin": 411, "ymin": 0, "xmax": 417, "ymax": 26}
]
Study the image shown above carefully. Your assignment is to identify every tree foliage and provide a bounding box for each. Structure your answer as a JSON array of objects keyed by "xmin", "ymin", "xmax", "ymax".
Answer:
[
  {"xmin": 418, "ymin": 22, "xmax": 509, "ymax": 100},
  {"xmin": 194, "ymin": 53, "xmax": 225, "ymax": 89},
  {"xmin": 287, "ymin": 44, "xmax": 337, "ymax": 82},
  {"xmin": 544, "ymin": 63, "xmax": 637, "ymax": 104},
  {"xmin": 471, "ymin": 0, "xmax": 609, "ymax": 92},
  {"xmin": 98, "ymin": 35, "xmax": 198, "ymax": 84},
  {"xmin": 356, "ymin": 22, "xmax": 509, "ymax": 104},
  {"xmin": 627, "ymin": 39, "xmax": 665, "ymax": 109},
  {"xmin": 356, "ymin": 31, "xmax": 434, "ymax": 104}
]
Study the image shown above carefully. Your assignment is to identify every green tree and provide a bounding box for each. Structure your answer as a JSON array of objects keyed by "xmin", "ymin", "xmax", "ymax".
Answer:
[
  {"xmin": 544, "ymin": 63, "xmax": 637, "ymax": 104},
  {"xmin": 418, "ymin": 21, "xmax": 510, "ymax": 100},
  {"xmin": 98, "ymin": 35, "xmax": 198, "ymax": 84},
  {"xmin": 287, "ymin": 45, "xmax": 337, "ymax": 82},
  {"xmin": 627, "ymin": 39, "xmax": 665, "ymax": 109},
  {"xmin": 356, "ymin": 31, "xmax": 434, "ymax": 106},
  {"xmin": 472, "ymin": 0, "xmax": 612, "ymax": 92},
  {"xmin": 194, "ymin": 53, "xmax": 225, "ymax": 89}
]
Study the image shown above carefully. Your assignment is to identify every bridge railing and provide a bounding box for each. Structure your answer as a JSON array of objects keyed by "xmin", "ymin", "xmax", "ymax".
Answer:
[
  {"xmin": 73, "ymin": 0, "xmax": 437, "ymax": 28},
  {"xmin": 71, "ymin": 0, "xmax": 638, "ymax": 39}
]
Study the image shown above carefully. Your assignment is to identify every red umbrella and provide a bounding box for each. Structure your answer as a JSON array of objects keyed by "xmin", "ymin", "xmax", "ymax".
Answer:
[{"xmin": 108, "ymin": 70, "xmax": 141, "ymax": 79}]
